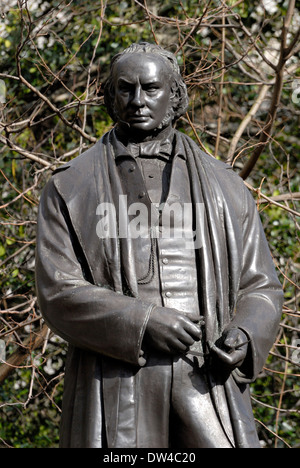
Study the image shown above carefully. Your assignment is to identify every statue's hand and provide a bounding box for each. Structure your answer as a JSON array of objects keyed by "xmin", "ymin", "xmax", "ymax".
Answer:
[
  {"xmin": 144, "ymin": 306, "xmax": 202, "ymax": 355},
  {"xmin": 209, "ymin": 328, "xmax": 249, "ymax": 371}
]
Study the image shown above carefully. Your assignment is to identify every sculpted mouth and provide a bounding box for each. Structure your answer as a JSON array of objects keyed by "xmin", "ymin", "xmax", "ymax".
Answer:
[
  {"xmin": 128, "ymin": 115, "xmax": 150, "ymax": 123},
  {"xmin": 130, "ymin": 114, "xmax": 149, "ymax": 118},
  {"xmin": 128, "ymin": 111, "xmax": 150, "ymax": 118}
]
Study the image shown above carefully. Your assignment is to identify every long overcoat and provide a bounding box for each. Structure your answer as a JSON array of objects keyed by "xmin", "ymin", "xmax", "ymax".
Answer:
[{"xmin": 35, "ymin": 130, "xmax": 284, "ymax": 448}]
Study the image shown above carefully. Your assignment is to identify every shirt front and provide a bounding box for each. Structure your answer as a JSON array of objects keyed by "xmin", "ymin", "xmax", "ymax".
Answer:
[{"xmin": 113, "ymin": 125, "xmax": 176, "ymax": 206}]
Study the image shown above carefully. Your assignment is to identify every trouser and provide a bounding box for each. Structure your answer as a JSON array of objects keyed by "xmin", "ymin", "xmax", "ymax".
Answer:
[{"xmin": 114, "ymin": 353, "xmax": 233, "ymax": 448}]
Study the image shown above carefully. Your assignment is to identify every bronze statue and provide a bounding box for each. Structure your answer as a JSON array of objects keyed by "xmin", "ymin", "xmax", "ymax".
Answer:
[{"xmin": 35, "ymin": 43, "xmax": 284, "ymax": 448}]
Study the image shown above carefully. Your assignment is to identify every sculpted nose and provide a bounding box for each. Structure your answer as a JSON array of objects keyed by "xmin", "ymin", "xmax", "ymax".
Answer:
[{"xmin": 131, "ymin": 86, "xmax": 144, "ymax": 108}]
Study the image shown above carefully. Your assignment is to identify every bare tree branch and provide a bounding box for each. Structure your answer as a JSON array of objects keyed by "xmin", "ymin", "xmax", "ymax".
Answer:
[{"xmin": 239, "ymin": 0, "xmax": 300, "ymax": 179}]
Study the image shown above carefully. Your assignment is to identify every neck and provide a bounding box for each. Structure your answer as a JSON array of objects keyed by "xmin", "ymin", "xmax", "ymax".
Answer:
[{"xmin": 116, "ymin": 123, "xmax": 173, "ymax": 144}]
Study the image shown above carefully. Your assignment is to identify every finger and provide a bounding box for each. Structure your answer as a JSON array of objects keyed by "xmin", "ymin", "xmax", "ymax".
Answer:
[
  {"xmin": 210, "ymin": 344, "xmax": 245, "ymax": 367},
  {"xmin": 174, "ymin": 339, "xmax": 191, "ymax": 354},
  {"xmin": 187, "ymin": 313, "xmax": 205, "ymax": 325},
  {"xmin": 210, "ymin": 344, "xmax": 236, "ymax": 366},
  {"xmin": 184, "ymin": 331, "xmax": 199, "ymax": 346},
  {"xmin": 157, "ymin": 338, "xmax": 182, "ymax": 356},
  {"xmin": 183, "ymin": 320, "xmax": 202, "ymax": 341},
  {"xmin": 163, "ymin": 338, "xmax": 189, "ymax": 355},
  {"xmin": 174, "ymin": 329, "xmax": 199, "ymax": 349}
]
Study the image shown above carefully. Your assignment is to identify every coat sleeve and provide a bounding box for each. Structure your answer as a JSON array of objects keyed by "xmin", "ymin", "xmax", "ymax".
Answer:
[
  {"xmin": 229, "ymin": 185, "xmax": 284, "ymax": 383},
  {"xmin": 35, "ymin": 178, "xmax": 154, "ymax": 367}
]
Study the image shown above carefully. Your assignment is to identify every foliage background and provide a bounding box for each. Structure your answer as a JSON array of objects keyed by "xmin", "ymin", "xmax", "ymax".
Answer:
[{"xmin": 0, "ymin": 0, "xmax": 299, "ymax": 448}]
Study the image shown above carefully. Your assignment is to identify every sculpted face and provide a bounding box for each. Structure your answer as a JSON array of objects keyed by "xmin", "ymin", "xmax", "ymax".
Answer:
[{"xmin": 112, "ymin": 53, "xmax": 173, "ymax": 135}]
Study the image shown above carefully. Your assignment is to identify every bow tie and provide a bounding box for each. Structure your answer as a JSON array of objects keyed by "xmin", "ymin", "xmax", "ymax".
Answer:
[{"xmin": 128, "ymin": 140, "xmax": 173, "ymax": 159}]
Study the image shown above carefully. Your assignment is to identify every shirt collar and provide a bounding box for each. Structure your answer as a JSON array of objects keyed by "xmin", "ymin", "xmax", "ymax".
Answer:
[{"xmin": 111, "ymin": 127, "xmax": 186, "ymax": 162}]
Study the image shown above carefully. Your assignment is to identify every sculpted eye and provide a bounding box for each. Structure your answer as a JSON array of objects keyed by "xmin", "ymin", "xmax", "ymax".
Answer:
[
  {"xmin": 119, "ymin": 85, "xmax": 130, "ymax": 92},
  {"xmin": 145, "ymin": 84, "xmax": 160, "ymax": 93},
  {"xmin": 118, "ymin": 81, "xmax": 132, "ymax": 93}
]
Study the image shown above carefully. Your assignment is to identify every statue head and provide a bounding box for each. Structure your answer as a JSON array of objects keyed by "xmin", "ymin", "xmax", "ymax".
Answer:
[{"xmin": 104, "ymin": 43, "xmax": 189, "ymax": 136}]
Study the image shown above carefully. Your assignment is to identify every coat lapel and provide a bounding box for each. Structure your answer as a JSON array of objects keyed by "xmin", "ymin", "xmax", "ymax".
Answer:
[{"xmin": 52, "ymin": 137, "xmax": 125, "ymax": 293}]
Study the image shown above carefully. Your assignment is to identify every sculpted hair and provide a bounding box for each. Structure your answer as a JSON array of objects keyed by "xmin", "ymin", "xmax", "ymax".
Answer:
[{"xmin": 104, "ymin": 42, "xmax": 189, "ymax": 124}]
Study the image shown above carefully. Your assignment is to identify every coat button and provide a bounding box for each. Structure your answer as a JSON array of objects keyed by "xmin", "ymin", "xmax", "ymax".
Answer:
[
  {"xmin": 139, "ymin": 191, "xmax": 146, "ymax": 198},
  {"xmin": 162, "ymin": 258, "xmax": 169, "ymax": 264},
  {"xmin": 165, "ymin": 291, "xmax": 172, "ymax": 298},
  {"xmin": 129, "ymin": 164, "xmax": 136, "ymax": 172}
]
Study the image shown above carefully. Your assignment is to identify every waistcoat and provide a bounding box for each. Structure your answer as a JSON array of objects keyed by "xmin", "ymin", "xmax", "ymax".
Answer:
[{"xmin": 114, "ymin": 135, "xmax": 201, "ymax": 322}]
